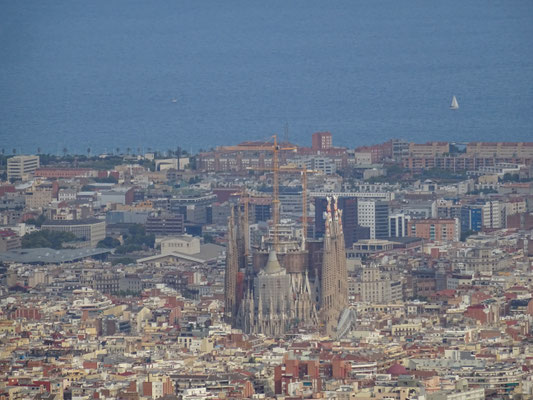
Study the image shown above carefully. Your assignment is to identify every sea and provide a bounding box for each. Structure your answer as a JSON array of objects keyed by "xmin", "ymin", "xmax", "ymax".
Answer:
[{"xmin": 1, "ymin": 0, "xmax": 532, "ymax": 155}]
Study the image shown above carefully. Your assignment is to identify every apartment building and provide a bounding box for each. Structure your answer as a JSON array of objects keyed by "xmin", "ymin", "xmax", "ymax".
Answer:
[
  {"xmin": 0, "ymin": 229, "xmax": 22, "ymax": 252},
  {"xmin": 482, "ymin": 201, "xmax": 505, "ymax": 229},
  {"xmin": 350, "ymin": 268, "xmax": 403, "ymax": 304},
  {"xmin": 408, "ymin": 142, "xmax": 450, "ymax": 158},
  {"xmin": 466, "ymin": 142, "xmax": 533, "ymax": 159},
  {"xmin": 312, "ymin": 131, "xmax": 332, "ymax": 150},
  {"xmin": 407, "ymin": 218, "xmax": 460, "ymax": 242}
]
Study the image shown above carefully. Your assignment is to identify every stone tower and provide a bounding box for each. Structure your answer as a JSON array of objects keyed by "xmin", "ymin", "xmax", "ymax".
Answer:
[
  {"xmin": 224, "ymin": 207, "xmax": 239, "ymax": 325},
  {"xmin": 320, "ymin": 196, "xmax": 349, "ymax": 336}
]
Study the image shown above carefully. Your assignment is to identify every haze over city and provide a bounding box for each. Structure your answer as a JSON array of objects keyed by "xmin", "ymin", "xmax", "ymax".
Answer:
[{"xmin": 1, "ymin": 2, "xmax": 533, "ymax": 400}]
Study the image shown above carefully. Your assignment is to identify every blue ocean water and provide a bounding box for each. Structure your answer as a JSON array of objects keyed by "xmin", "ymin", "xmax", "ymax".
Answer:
[{"xmin": 1, "ymin": 1, "xmax": 532, "ymax": 155}]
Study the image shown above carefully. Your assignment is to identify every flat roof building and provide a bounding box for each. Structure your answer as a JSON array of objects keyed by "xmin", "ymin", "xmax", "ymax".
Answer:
[
  {"xmin": 7, "ymin": 155, "xmax": 40, "ymax": 181},
  {"xmin": 407, "ymin": 218, "xmax": 460, "ymax": 242},
  {"xmin": 41, "ymin": 218, "xmax": 106, "ymax": 247},
  {"xmin": 146, "ymin": 214, "xmax": 185, "ymax": 236}
]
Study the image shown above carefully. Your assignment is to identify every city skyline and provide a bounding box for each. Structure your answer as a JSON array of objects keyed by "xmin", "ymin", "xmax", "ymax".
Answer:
[{"xmin": 1, "ymin": 1, "xmax": 533, "ymax": 398}]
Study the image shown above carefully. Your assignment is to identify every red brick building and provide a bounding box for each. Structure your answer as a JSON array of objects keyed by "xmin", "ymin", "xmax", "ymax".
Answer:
[
  {"xmin": 10, "ymin": 307, "xmax": 42, "ymax": 320},
  {"xmin": 354, "ymin": 141, "xmax": 393, "ymax": 163},
  {"xmin": 274, "ymin": 358, "xmax": 321, "ymax": 395},
  {"xmin": 312, "ymin": 131, "xmax": 332, "ymax": 151},
  {"xmin": 407, "ymin": 218, "xmax": 459, "ymax": 242},
  {"xmin": 35, "ymin": 168, "xmax": 95, "ymax": 179}
]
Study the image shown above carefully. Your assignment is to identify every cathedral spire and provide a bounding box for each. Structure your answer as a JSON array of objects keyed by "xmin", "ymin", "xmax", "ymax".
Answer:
[
  {"xmin": 263, "ymin": 250, "xmax": 283, "ymax": 274},
  {"xmin": 320, "ymin": 196, "xmax": 348, "ymax": 337}
]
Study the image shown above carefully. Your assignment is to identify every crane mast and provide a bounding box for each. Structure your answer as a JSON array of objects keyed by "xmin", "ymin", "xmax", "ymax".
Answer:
[
  {"xmin": 220, "ymin": 134, "xmax": 296, "ymax": 252},
  {"xmin": 272, "ymin": 135, "xmax": 280, "ymax": 250}
]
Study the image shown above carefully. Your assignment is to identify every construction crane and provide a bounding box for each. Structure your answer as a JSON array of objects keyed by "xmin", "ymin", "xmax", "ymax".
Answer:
[
  {"xmin": 278, "ymin": 165, "xmax": 319, "ymax": 244},
  {"xmin": 245, "ymin": 163, "xmax": 318, "ymax": 245},
  {"xmin": 220, "ymin": 135, "xmax": 296, "ymax": 251}
]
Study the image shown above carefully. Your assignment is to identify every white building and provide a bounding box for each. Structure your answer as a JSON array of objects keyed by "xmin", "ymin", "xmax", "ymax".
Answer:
[
  {"xmin": 7, "ymin": 155, "xmax": 40, "ymax": 181},
  {"xmin": 289, "ymin": 156, "xmax": 336, "ymax": 174},
  {"xmin": 358, "ymin": 199, "xmax": 389, "ymax": 239},
  {"xmin": 504, "ymin": 198, "xmax": 527, "ymax": 216},
  {"xmin": 40, "ymin": 218, "xmax": 106, "ymax": 247},
  {"xmin": 389, "ymin": 213, "xmax": 410, "ymax": 237},
  {"xmin": 482, "ymin": 200, "xmax": 505, "ymax": 229},
  {"xmin": 354, "ymin": 152, "xmax": 373, "ymax": 165},
  {"xmin": 350, "ymin": 268, "xmax": 402, "ymax": 304},
  {"xmin": 58, "ymin": 189, "xmax": 77, "ymax": 202}
]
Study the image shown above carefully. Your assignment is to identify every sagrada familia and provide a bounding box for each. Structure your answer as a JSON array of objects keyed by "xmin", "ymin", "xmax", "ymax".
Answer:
[{"xmin": 224, "ymin": 196, "xmax": 348, "ymax": 337}]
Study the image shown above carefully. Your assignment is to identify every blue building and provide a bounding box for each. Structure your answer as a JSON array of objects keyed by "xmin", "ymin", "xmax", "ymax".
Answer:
[{"xmin": 460, "ymin": 205, "xmax": 483, "ymax": 232}]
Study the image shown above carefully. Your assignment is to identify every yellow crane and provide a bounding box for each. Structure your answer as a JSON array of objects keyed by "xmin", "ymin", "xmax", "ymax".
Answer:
[
  {"xmin": 244, "ymin": 163, "xmax": 318, "ymax": 246},
  {"xmin": 220, "ymin": 135, "xmax": 296, "ymax": 251},
  {"xmin": 277, "ymin": 165, "xmax": 319, "ymax": 244}
]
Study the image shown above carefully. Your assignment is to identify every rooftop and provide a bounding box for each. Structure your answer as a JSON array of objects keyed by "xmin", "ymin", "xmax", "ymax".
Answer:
[
  {"xmin": 42, "ymin": 218, "xmax": 104, "ymax": 226},
  {"xmin": 0, "ymin": 247, "xmax": 111, "ymax": 264}
]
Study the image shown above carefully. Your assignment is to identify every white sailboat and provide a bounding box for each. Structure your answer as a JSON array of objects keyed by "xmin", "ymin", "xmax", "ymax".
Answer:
[{"xmin": 450, "ymin": 95, "xmax": 459, "ymax": 110}]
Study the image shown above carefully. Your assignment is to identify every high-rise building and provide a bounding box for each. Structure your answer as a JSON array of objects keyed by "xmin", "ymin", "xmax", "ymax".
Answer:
[
  {"xmin": 358, "ymin": 199, "xmax": 389, "ymax": 239},
  {"xmin": 460, "ymin": 205, "xmax": 483, "ymax": 233},
  {"xmin": 249, "ymin": 197, "xmax": 271, "ymax": 223},
  {"xmin": 320, "ymin": 196, "xmax": 349, "ymax": 336},
  {"xmin": 7, "ymin": 155, "xmax": 40, "ymax": 181},
  {"xmin": 482, "ymin": 200, "xmax": 505, "ymax": 229},
  {"xmin": 389, "ymin": 213, "xmax": 410, "ymax": 237},
  {"xmin": 311, "ymin": 132, "xmax": 332, "ymax": 151}
]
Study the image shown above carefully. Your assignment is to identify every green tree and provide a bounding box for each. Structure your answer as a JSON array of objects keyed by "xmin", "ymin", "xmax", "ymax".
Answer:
[
  {"xmin": 22, "ymin": 230, "xmax": 78, "ymax": 249},
  {"xmin": 114, "ymin": 224, "xmax": 155, "ymax": 254},
  {"xmin": 97, "ymin": 237, "xmax": 121, "ymax": 248},
  {"xmin": 502, "ymin": 173, "xmax": 520, "ymax": 182},
  {"xmin": 25, "ymin": 214, "xmax": 47, "ymax": 228}
]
